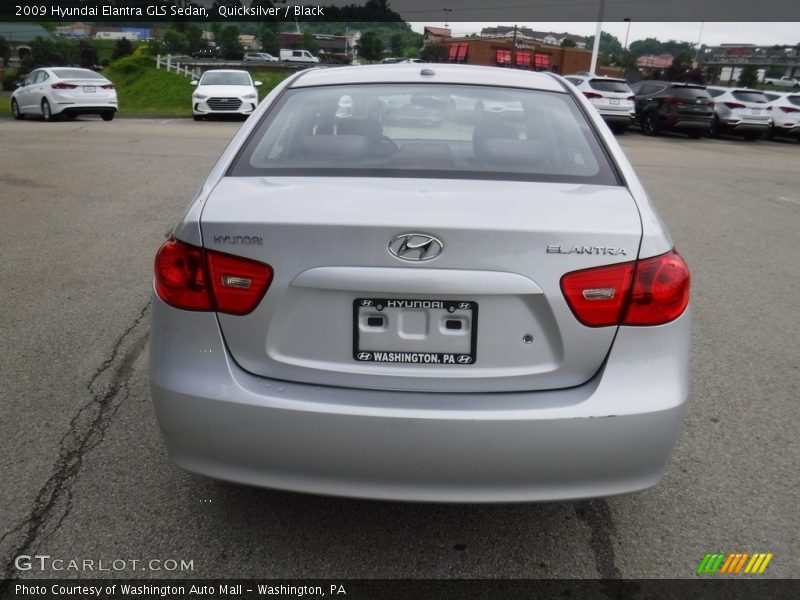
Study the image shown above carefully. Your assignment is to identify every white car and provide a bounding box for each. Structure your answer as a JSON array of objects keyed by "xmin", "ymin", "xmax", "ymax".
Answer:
[
  {"xmin": 191, "ymin": 70, "xmax": 262, "ymax": 121},
  {"xmin": 11, "ymin": 67, "xmax": 118, "ymax": 121},
  {"xmin": 244, "ymin": 53, "xmax": 278, "ymax": 63},
  {"xmin": 763, "ymin": 90, "xmax": 800, "ymax": 141},
  {"xmin": 563, "ymin": 74, "xmax": 635, "ymax": 134}
]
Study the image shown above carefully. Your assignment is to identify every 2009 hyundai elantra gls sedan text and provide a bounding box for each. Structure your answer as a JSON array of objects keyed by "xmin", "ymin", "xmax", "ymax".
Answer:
[{"xmin": 150, "ymin": 64, "xmax": 691, "ymax": 502}]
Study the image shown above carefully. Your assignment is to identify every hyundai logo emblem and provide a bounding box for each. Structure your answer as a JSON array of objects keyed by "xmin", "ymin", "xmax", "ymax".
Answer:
[
  {"xmin": 457, "ymin": 356, "xmax": 472, "ymax": 364},
  {"xmin": 356, "ymin": 352, "xmax": 372, "ymax": 360},
  {"xmin": 388, "ymin": 233, "xmax": 443, "ymax": 262}
]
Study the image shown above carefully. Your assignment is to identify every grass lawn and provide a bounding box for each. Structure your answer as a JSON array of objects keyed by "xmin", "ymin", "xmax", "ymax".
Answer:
[{"xmin": 1, "ymin": 56, "xmax": 292, "ymax": 118}]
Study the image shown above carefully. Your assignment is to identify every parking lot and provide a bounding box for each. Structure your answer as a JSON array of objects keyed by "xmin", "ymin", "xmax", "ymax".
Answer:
[{"xmin": 0, "ymin": 117, "xmax": 797, "ymax": 580}]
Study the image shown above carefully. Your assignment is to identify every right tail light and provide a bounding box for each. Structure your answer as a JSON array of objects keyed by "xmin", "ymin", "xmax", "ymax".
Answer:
[{"xmin": 561, "ymin": 250, "xmax": 690, "ymax": 327}]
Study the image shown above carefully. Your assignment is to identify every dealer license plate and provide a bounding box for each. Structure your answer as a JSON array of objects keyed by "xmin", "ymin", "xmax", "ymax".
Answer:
[{"xmin": 353, "ymin": 298, "xmax": 477, "ymax": 365}]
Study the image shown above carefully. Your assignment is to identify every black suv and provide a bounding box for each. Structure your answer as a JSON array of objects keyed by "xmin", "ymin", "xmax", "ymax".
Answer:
[{"xmin": 629, "ymin": 81, "xmax": 714, "ymax": 138}]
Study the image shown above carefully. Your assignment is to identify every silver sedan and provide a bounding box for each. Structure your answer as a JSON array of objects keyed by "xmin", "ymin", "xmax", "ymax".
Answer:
[{"xmin": 150, "ymin": 64, "xmax": 691, "ymax": 502}]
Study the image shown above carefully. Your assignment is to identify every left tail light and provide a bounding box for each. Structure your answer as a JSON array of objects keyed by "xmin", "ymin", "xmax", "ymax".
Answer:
[
  {"xmin": 561, "ymin": 250, "xmax": 690, "ymax": 327},
  {"xmin": 583, "ymin": 92, "xmax": 602, "ymax": 100},
  {"xmin": 154, "ymin": 238, "xmax": 273, "ymax": 315}
]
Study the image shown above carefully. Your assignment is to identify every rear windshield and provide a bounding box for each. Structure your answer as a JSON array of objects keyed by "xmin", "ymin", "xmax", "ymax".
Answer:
[
  {"xmin": 788, "ymin": 96, "xmax": 800, "ymax": 107},
  {"xmin": 51, "ymin": 69, "xmax": 104, "ymax": 80},
  {"xmin": 732, "ymin": 91, "xmax": 769, "ymax": 104},
  {"xmin": 200, "ymin": 72, "xmax": 251, "ymax": 86},
  {"xmin": 589, "ymin": 79, "xmax": 630, "ymax": 93},
  {"xmin": 669, "ymin": 86, "xmax": 709, "ymax": 99},
  {"xmin": 230, "ymin": 83, "xmax": 619, "ymax": 185}
]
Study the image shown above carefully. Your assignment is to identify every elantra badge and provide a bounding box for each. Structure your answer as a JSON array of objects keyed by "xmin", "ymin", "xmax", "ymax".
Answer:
[{"xmin": 388, "ymin": 233, "xmax": 443, "ymax": 261}]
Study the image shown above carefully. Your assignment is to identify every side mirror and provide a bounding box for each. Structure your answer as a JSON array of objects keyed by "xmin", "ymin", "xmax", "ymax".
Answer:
[
  {"xmin": 16, "ymin": 81, "xmax": 25, "ymax": 88},
  {"xmin": 254, "ymin": 81, "xmax": 262, "ymax": 87},
  {"xmin": 191, "ymin": 80, "xmax": 199, "ymax": 86}
]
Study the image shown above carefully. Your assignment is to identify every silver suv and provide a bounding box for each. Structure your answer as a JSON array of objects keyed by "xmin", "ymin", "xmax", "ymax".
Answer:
[
  {"xmin": 564, "ymin": 74, "xmax": 636, "ymax": 133},
  {"xmin": 706, "ymin": 86, "xmax": 773, "ymax": 139}
]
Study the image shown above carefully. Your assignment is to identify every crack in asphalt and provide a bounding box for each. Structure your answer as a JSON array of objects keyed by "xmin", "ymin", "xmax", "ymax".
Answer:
[
  {"xmin": 0, "ymin": 303, "xmax": 151, "ymax": 584},
  {"xmin": 575, "ymin": 500, "xmax": 640, "ymax": 599}
]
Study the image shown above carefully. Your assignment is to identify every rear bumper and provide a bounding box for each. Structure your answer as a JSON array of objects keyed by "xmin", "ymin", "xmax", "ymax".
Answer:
[
  {"xmin": 772, "ymin": 124, "xmax": 800, "ymax": 138},
  {"xmin": 150, "ymin": 295, "xmax": 691, "ymax": 503},
  {"xmin": 667, "ymin": 117, "xmax": 712, "ymax": 131},
  {"xmin": 599, "ymin": 111, "xmax": 635, "ymax": 125}
]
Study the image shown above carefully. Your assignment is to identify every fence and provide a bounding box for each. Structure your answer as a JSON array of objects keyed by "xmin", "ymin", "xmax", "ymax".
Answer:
[{"xmin": 155, "ymin": 55, "xmax": 201, "ymax": 79}]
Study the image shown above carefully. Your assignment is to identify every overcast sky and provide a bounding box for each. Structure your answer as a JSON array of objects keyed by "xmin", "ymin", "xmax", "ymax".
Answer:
[{"xmin": 410, "ymin": 22, "xmax": 800, "ymax": 47}]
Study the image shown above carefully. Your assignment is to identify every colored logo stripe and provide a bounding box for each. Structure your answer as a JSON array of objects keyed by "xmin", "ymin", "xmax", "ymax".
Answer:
[{"xmin": 696, "ymin": 552, "xmax": 773, "ymax": 574}]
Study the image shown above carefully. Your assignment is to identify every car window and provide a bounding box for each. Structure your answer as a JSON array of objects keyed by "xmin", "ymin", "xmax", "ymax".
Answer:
[
  {"xmin": 589, "ymin": 79, "xmax": 630, "ymax": 93},
  {"xmin": 732, "ymin": 91, "xmax": 769, "ymax": 104},
  {"xmin": 564, "ymin": 77, "xmax": 582, "ymax": 85},
  {"xmin": 787, "ymin": 95, "xmax": 800, "ymax": 107},
  {"xmin": 669, "ymin": 86, "xmax": 710, "ymax": 100},
  {"xmin": 230, "ymin": 83, "xmax": 620, "ymax": 186},
  {"xmin": 636, "ymin": 84, "xmax": 661, "ymax": 96},
  {"xmin": 707, "ymin": 88, "xmax": 725, "ymax": 98},
  {"xmin": 764, "ymin": 93, "xmax": 781, "ymax": 101},
  {"xmin": 33, "ymin": 71, "xmax": 48, "ymax": 84},
  {"xmin": 51, "ymin": 69, "xmax": 104, "ymax": 80},
  {"xmin": 200, "ymin": 72, "xmax": 252, "ymax": 86}
]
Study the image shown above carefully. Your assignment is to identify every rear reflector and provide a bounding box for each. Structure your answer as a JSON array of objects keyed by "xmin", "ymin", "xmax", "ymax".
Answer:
[
  {"xmin": 154, "ymin": 238, "xmax": 273, "ymax": 315},
  {"xmin": 561, "ymin": 250, "xmax": 690, "ymax": 327}
]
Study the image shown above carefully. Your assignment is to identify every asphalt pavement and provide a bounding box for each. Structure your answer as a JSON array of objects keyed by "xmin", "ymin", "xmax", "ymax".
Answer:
[{"xmin": 0, "ymin": 117, "xmax": 797, "ymax": 580}]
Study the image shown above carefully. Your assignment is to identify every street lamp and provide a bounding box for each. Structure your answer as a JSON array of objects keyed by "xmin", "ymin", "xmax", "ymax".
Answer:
[
  {"xmin": 623, "ymin": 18, "xmax": 631, "ymax": 51},
  {"xmin": 442, "ymin": 9, "xmax": 452, "ymax": 28}
]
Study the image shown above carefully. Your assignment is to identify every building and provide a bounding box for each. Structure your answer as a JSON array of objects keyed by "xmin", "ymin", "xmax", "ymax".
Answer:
[
  {"xmin": 480, "ymin": 26, "xmax": 588, "ymax": 49},
  {"xmin": 0, "ymin": 23, "xmax": 56, "ymax": 66},
  {"xmin": 636, "ymin": 53, "xmax": 675, "ymax": 73},
  {"xmin": 239, "ymin": 34, "xmax": 259, "ymax": 51},
  {"xmin": 55, "ymin": 22, "xmax": 94, "ymax": 39},
  {"xmin": 428, "ymin": 33, "xmax": 622, "ymax": 77},
  {"xmin": 422, "ymin": 27, "xmax": 451, "ymax": 46},
  {"xmin": 699, "ymin": 44, "xmax": 800, "ymax": 79}
]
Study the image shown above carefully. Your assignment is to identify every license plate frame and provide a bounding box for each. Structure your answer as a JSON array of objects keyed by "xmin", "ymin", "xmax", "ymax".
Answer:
[
  {"xmin": 353, "ymin": 298, "xmax": 478, "ymax": 365},
  {"xmin": 610, "ymin": 98, "xmax": 620, "ymax": 105},
  {"xmin": 83, "ymin": 86, "xmax": 96, "ymax": 93}
]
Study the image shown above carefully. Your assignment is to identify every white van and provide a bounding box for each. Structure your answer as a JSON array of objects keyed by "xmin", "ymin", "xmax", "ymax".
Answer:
[{"xmin": 279, "ymin": 49, "xmax": 320, "ymax": 63}]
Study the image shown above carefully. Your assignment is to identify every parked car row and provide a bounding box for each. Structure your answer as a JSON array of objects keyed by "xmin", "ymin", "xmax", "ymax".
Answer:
[{"xmin": 564, "ymin": 74, "xmax": 800, "ymax": 143}]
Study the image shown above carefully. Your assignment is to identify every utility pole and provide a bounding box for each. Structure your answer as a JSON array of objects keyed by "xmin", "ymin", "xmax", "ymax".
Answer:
[
  {"xmin": 623, "ymin": 18, "xmax": 631, "ymax": 51},
  {"xmin": 511, "ymin": 24, "xmax": 518, "ymax": 68},
  {"xmin": 590, "ymin": 0, "xmax": 606, "ymax": 74}
]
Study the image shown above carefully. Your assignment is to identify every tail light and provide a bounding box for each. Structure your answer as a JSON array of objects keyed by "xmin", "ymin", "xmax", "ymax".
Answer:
[
  {"xmin": 154, "ymin": 238, "xmax": 273, "ymax": 315},
  {"xmin": 724, "ymin": 102, "xmax": 745, "ymax": 109},
  {"xmin": 627, "ymin": 95, "xmax": 635, "ymax": 101},
  {"xmin": 51, "ymin": 82, "xmax": 78, "ymax": 89},
  {"xmin": 583, "ymin": 92, "xmax": 602, "ymax": 99},
  {"xmin": 101, "ymin": 83, "xmax": 115, "ymax": 89},
  {"xmin": 664, "ymin": 97, "xmax": 681, "ymax": 105},
  {"xmin": 561, "ymin": 250, "xmax": 690, "ymax": 327},
  {"xmin": 708, "ymin": 101, "xmax": 715, "ymax": 108},
  {"xmin": 780, "ymin": 106, "xmax": 800, "ymax": 113}
]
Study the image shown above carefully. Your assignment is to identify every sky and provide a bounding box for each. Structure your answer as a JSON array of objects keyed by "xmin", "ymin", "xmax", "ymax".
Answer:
[{"xmin": 409, "ymin": 22, "xmax": 800, "ymax": 48}]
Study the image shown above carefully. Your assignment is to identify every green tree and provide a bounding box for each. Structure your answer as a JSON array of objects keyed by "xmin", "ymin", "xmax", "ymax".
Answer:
[
  {"xmin": 560, "ymin": 36, "xmax": 577, "ymax": 48},
  {"xmin": 357, "ymin": 30, "xmax": 384, "ymax": 63},
  {"xmin": 217, "ymin": 24, "xmax": 243, "ymax": 60},
  {"xmin": 584, "ymin": 32, "xmax": 623, "ymax": 56},
  {"xmin": 111, "ymin": 37, "xmax": 134, "ymax": 61},
  {"xmin": 163, "ymin": 30, "xmax": 189, "ymax": 55},
  {"xmin": 29, "ymin": 37, "xmax": 78, "ymax": 68},
  {"xmin": 77, "ymin": 40, "xmax": 98, "ymax": 68},
  {"xmin": 185, "ymin": 24, "xmax": 205, "ymax": 55},
  {"xmin": 420, "ymin": 43, "xmax": 448, "ymax": 63},
  {"xmin": 258, "ymin": 22, "xmax": 280, "ymax": 56},
  {"xmin": 765, "ymin": 65, "xmax": 784, "ymax": 78},
  {"xmin": 738, "ymin": 64, "xmax": 759, "ymax": 87},
  {"xmin": 629, "ymin": 37, "xmax": 664, "ymax": 57},
  {"xmin": 389, "ymin": 32, "xmax": 404, "ymax": 56},
  {"xmin": 0, "ymin": 36, "xmax": 11, "ymax": 61},
  {"xmin": 291, "ymin": 32, "xmax": 320, "ymax": 55}
]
